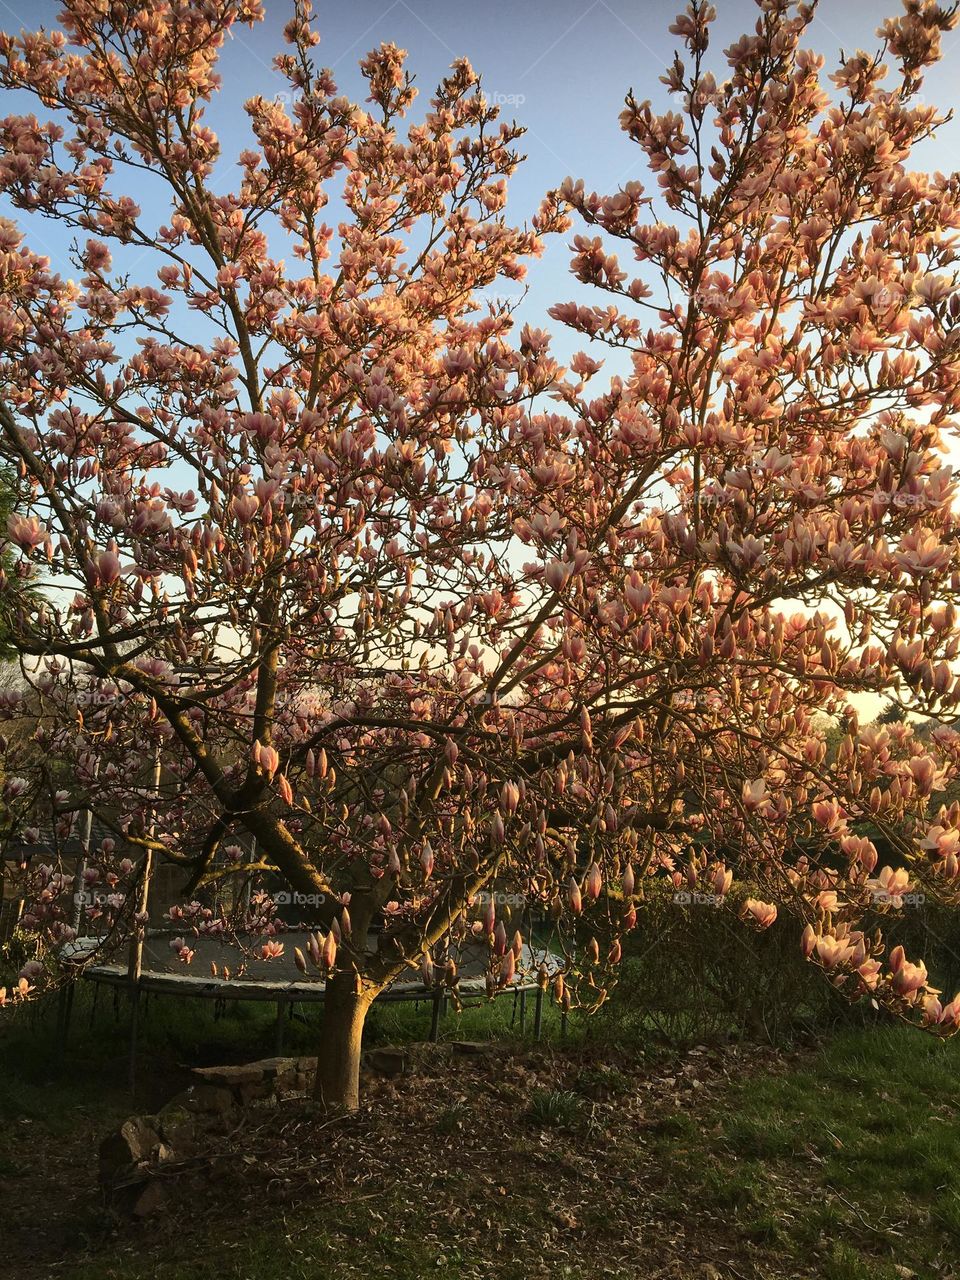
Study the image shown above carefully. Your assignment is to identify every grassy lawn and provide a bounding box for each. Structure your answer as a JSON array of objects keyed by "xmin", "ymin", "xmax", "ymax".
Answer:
[
  {"xmin": 646, "ymin": 1027, "xmax": 960, "ymax": 1279},
  {"xmin": 1, "ymin": 987, "xmax": 959, "ymax": 1278}
]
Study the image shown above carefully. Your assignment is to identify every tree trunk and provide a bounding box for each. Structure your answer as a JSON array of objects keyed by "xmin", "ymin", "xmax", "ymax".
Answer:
[{"xmin": 315, "ymin": 973, "xmax": 372, "ymax": 1110}]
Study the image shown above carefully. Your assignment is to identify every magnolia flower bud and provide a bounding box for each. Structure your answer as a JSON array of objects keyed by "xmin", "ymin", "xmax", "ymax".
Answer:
[
  {"xmin": 420, "ymin": 842, "xmax": 434, "ymax": 879},
  {"xmin": 622, "ymin": 864, "xmax": 635, "ymax": 898},
  {"xmin": 710, "ymin": 864, "xmax": 732, "ymax": 897},
  {"xmin": 253, "ymin": 739, "xmax": 280, "ymax": 780},
  {"xmin": 585, "ymin": 861, "xmax": 602, "ymax": 900},
  {"xmin": 97, "ymin": 548, "xmax": 122, "ymax": 584},
  {"xmin": 483, "ymin": 897, "xmax": 496, "ymax": 934},
  {"xmin": 501, "ymin": 780, "xmax": 520, "ymax": 815},
  {"xmin": 569, "ymin": 877, "xmax": 582, "ymax": 915},
  {"xmin": 293, "ymin": 947, "xmax": 307, "ymax": 975},
  {"xmin": 421, "ymin": 954, "xmax": 435, "ymax": 988}
]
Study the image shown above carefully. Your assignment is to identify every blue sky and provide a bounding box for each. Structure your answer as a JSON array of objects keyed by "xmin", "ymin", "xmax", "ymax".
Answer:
[{"xmin": 2, "ymin": 0, "xmax": 959, "ymax": 342}]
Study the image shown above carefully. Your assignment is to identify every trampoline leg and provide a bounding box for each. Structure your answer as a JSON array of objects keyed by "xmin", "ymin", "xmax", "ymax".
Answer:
[
  {"xmin": 561, "ymin": 1009, "xmax": 568, "ymax": 1041},
  {"xmin": 429, "ymin": 990, "xmax": 442, "ymax": 1043},
  {"xmin": 519, "ymin": 988, "xmax": 527, "ymax": 1034},
  {"xmin": 55, "ymin": 984, "xmax": 73, "ymax": 1069},
  {"xmin": 534, "ymin": 986, "xmax": 544, "ymax": 1041},
  {"xmin": 274, "ymin": 1000, "xmax": 285, "ymax": 1055},
  {"xmin": 129, "ymin": 985, "xmax": 142, "ymax": 1097},
  {"xmin": 90, "ymin": 980, "xmax": 100, "ymax": 1029}
]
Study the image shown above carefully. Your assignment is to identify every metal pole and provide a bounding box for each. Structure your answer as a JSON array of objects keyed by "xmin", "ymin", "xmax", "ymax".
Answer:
[
  {"xmin": 534, "ymin": 985, "xmax": 544, "ymax": 1041},
  {"xmin": 128, "ymin": 748, "xmax": 161, "ymax": 1096},
  {"xmin": 429, "ymin": 989, "xmax": 442, "ymax": 1042},
  {"xmin": 55, "ymin": 983, "xmax": 71, "ymax": 1068}
]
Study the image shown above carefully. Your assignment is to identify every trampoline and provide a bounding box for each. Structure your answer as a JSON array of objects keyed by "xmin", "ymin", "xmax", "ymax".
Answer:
[{"xmin": 58, "ymin": 930, "xmax": 565, "ymax": 1081}]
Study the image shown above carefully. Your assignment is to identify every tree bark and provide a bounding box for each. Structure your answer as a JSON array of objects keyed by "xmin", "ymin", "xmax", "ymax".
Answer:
[{"xmin": 315, "ymin": 973, "xmax": 373, "ymax": 1110}]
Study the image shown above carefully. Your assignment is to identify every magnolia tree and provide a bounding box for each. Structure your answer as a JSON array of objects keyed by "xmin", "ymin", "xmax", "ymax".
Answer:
[{"xmin": 3, "ymin": 0, "xmax": 960, "ymax": 1109}]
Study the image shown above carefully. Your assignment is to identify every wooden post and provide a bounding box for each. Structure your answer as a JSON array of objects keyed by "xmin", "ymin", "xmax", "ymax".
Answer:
[
  {"xmin": 128, "ymin": 748, "xmax": 161, "ymax": 1096},
  {"xmin": 72, "ymin": 763, "xmax": 98, "ymax": 935}
]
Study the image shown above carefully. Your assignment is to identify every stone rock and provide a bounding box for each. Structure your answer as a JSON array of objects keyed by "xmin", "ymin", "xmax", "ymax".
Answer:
[
  {"xmin": 367, "ymin": 1047, "xmax": 408, "ymax": 1077},
  {"xmin": 451, "ymin": 1041, "xmax": 493, "ymax": 1056},
  {"xmin": 155, "ymin": 1100, "xmax": 197, "ymax": 1155},
  {"xmin": 98, "ymin": 1116, "xmax": 161, "ymax": 1184},
  {"xmin": 185, "ymin": 1083, "xmax": 235, "ymax": 1116},
  {"xmin": 131, "ymin": 1179, "xmax": 167, "ymax": 1218},
  {"xmin": 237, "ymin": 1081, "xmax": 273, "ymax": 1105},
  {"xmin": 251, "ymin": 1056, "xmax": 297, "ymax": 1081},
  {"xmin": 192, "ymin": 1063, "xmax": 265, "ymax": 1088}
]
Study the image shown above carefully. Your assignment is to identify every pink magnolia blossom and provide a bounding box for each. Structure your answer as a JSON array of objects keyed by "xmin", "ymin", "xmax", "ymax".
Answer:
[
  {"xmin": 3, "ymin": 0, "xmax": 960, "ymax": 1111},
  {"xmin": 741, "ymin": 899, "xmax": 777, "ymax": 930}
]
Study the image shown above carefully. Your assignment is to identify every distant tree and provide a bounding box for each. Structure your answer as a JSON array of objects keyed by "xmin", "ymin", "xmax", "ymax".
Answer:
[
  {"xmin": 2, "ymin": 0, "xmax": 960, "ymax": 1106},
  {"xmin": 878, "ymin": 700, "xmax": 908, "ymax": 726}
]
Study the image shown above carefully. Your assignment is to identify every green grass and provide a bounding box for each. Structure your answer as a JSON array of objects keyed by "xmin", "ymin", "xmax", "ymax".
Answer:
[
  {"xmin": 3, "ymin": 988, "xmax": 960, "ymax": 1279},
  {"xmin": 527, "ymin": 1086, "xmax": 584, "ymax": 1128},
  {"xmin": 644, "ymin": 1025, "xmax": 960, "ymax": 1277},
  {"xmin": 65, "ymin": 1201, "xmax": 482, "ymax": 1280}
]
